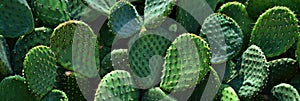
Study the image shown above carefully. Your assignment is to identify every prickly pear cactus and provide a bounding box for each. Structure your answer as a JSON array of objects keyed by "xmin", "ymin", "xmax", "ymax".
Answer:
[
  {"xmin": 200, "ymin": 13, "xmax": 243, "ymax": 64},
  {"xmin": 94, "ymin": 70, "xmax": 139, "ymax": 101},
  {"xmin": 41, "ymin": 89, "xmax": 68, "ymax": 101},
  {"xmin": 215, "ymin": 84, "xmax": 239, "ymax": 101},
  {"xmin": 82, "ymin": 0, "xmax": 117, "ymax": 16},
  {"xmin": 0, "ymin": 0, "xmax": 34, "ymax": 38},
  {"xmin": 238, "ymin": 45, "xmax": 268, "ymax": 99},
  {"xmin": 160, "ymin": 33, "xmax": 211, "ymax": 92},
  {"xmin": 268, "ymin": 58, "xmax": 298, "ymax": 84},
  {"xmin": 291, "ymin": 74, "xmax": 300, "ymax": 92},
  {"xmin": 109, "ymin": 1, "xmax": 142, "ymax": 38},
  {"xmin": 101, "ymin": 49, "xmax": 130, "ymax": 77},
  {"xmin": 142, "ymin": 87, "xmax": 177, "ymax": 101},
  {"xmin": 218, "ymin": 2, "xmax": 254, "ymax": 51},
  {"xmin": 23, "ymin": 45, "xmax": 58, "ymax": 100},
  {"xmin": 223, "ymin": 61, "xmax": 238, "ymax": 83},
  {"xmin": 250, "ymin": 6, "xmax": 298, "ymax": 58},
  {"xmin": 271, "ymin": 83, "xmax": 300, "ymax": 101},
  {"xmin": 50, "ymin": 20, "xmax": 99, "ymax": 78},
  {"xmin": 0, "ymin": 75, "xmax": 37, "ymax": 101},
  {"xmin": 143, "ymin": 0, "xmax": 176, "ymax": 29},
  {"xmin": 12, "ymin": 27, "xmax": 52, "ymax": 75},
  {"xmin": 0, "ymin": 35, "xmax": 12, "ymax": 78}
]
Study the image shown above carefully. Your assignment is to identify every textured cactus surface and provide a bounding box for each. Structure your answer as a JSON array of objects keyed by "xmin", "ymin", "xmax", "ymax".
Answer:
[
  {"xmin": 268, "ymin": 58, "xmax": 298, "ymax": 85},
  {"xmin": 0, "ymin": 0, "xmax": 34, "ymax": 38},
  {"xmin": 142, "ymin": 87, "xmax": 176, "ymax": 101},
  {"xmin": 101, "ymin": 49, "xmax": 130, "ymax": 77},
  {"xmin": 250, "ymin": 6, "xmax": 298, "ymax": 58},
  {"xmin": 215, "ymin": 84, "xmax": 239, "ymax": 101},
  {"xmin": 41, "ymin": 89, "xmax": 68, "ymax": 101},
  {"xmin": 271, "ymin": 83, "xmax": 300, "ymax": 101}
]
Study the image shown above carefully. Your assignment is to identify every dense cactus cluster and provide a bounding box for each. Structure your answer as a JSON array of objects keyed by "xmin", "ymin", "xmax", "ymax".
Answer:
[{"xmin": 1, "ymin": 0, "xmax": 300, "ymax": 101}]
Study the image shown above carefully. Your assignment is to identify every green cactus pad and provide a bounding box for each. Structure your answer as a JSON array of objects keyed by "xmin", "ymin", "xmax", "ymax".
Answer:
[
  {"xmin": 238, "ymin": 45, "xmax": 268, "ymax": 99},
  {"xmin": 12, "ymin": 27, "xmax": 52, "ymax": 75},
  {"xmin": 200, "ymin": 13, "xmax": 243, "ymax": 64},
  {"xmin": 142, "ymin": 87, "xmax": 177, "ymax": 101},
  {"xmin": 94, "ymin": 70, "xmax": 139, "ymax": 101},
  {"xmin": 109, "ymin": 1, "xmax": 142, "ymax": 38},
  {"xmin": 99, "ymin": 21, "xmax": 116, "ymax": 47},
  {"xmin": 223, "ymin": 61, "xmax": 238, "ymax": 83},
  {"xmin": 0, "ymin": 0, "xmax": 34, "ymax": 38},
  {"xmin": 144, "ymin": 0, "xmax": 176, "ymax": 28},
  {"xmin": 31, "ymin": 0, "xmax": 70, "ymax": 27},
  {"xmin": 268, "ymin": 58, "xmax": 298, "ymax": 84},
  {"xmin": 23, "ymin": 45, "xmax": 58, "ymax": 99},
  {"xmin": 250, "ymin": 6, "xmax": 298, "ymax": 58},
  {"xmin": 101, "ymin": 49, "xmax": 130, "ymax": 77},
  {"xmin": 0, "ymin": 75, "xmax": 37, "ymax": 101},
  {"xmin": 0, "ymin": 35, "xmax": 12, "ymax": 78},
  {"xmin": 291, "ymin": 74, "xmax": 300, "ymax": 92},
  {"xmin": 160, "ymin": 33, "xmax": 211, "ymax": 92},
  {"xmin": 50, "ymin": 20, "xmax": 99, "ymax": 78},
  {"xmin": 246, "ymin": 0, "xmax": 300, "ymax": 19},
  {"xmin": 215, "ymin": 84, "xmax": 239, "ymax": 101},
  {"xmin": 271, "ymin": 83, "xmax": 300, "ymax": 101},
  {"xmin": 41, "ymin": 89, "xmax": 68, "ymax": 101},
  {"xmin": 129, "ymin": 31, "xmax": 172, "ymax": 89},
  {"xmin": 82, "ymin": 0, "xmax": 116, "ymax": 16},
  {"xmin": 218, "ymin": 2, "xmax": 254, "ymax": 51}
]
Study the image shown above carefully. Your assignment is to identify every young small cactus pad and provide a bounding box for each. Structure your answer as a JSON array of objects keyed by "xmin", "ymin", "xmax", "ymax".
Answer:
[
  {"xmin": 0, "ymin": 75, "xmax": 37, "ymax": 101},
  {"xmin": 23, "ymin": 45, "xmax": 58, "ymax": 100},
  {"xmin": 142, "ymin": 87, "xmax": 176, "ymax": 101},
  {"xmin": 41, "ymin": 89, "xmax": 68, "ymax": 101},
  {"xmin": 12, "ymin": 27, "xmax": 52, "ymax": 75},
  {"xmin": 50, "ymin": 20, "xmax": 99, "ymax": 78},
  {"xmin": 160, "ymin": 33, "xmax": 211, "ymax": 92},
  {"xmin": 109, "ymin": 1, "xmax": 142, "ymax": 38},
  {"xmin": 94, "ymin": 70, "xmax": 139, "ymax": 101},
  {"xmin": 271, "ymin": 83, "xmax": 300, "ymax": 101},
  {"xmin": 238, "ymin": 45, "xmax": 268, "ymax": 99},
  {"xmin": 215, "ymin": 84, "xmax": 239, "ymax": 101},
  {"xmin": 250, "ymin": 6, "xmax": 298, "ymax": 58},
  {"xmin": 200, "ymin": 13, "xmax": 243, "ymax": 64},
  {"xmin": 0, "ymin": 0, "xmax": 34, "ymax": 38},
  {"xmin": 0, "ymin": 35, "xmax": 12, "ymax": 78}
]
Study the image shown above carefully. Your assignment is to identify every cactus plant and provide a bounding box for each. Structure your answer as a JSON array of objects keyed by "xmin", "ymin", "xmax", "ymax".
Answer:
[
  {"xmin": 238, "ymin": 45, "xmax": 268, "ymax": 99},
  {"xmin": 41, "ymin": 89, "xmax": 68, "ymax": 101},
  {"xmin": 200, "ymin": 13, "xmax": 243, "ymax": 64},
  {"xmin": 0, "ymin": 75, "xmax": 37, "ymax": 101},
  {"xmin": 268, "ymin": 58, "xmax": 298, "ymax": 85},
  {"xmin": 160, "ymin": 33, "xmax": 211, "ymax": 92},
  {"xmin": 101, "ymin": 49, "xmax": 130, "ymax": 77},
  {"xmin": 94, "ymin": 70, "xmax": 139, "ymax": 101},
  {"xmin": 0, "ymin": 0, "xmax": 34, "ymax": 38},
  {"xmin": 0, "ymin": 35, "xmax": 12, "ymax": 79},
  {"xmin": 142, "ymin": 87, "xmax": 177, "ymax": 101},
  {"xmin": 50, "ymin": 20, "xmax": 99, "ymax": 78},
  {"xmin": 222, "ymin": 61, "xmax": 238, "ymax": 83},
  {"xmin": 271, "ymin": 83, "xmax": 300, "ymax": 101},
  {"xmin": 12, "ymin": 27, "xmax": 52, "ymax": 75},
  {"xmin": 250, "ymin": 6, "xmax": 298, "ymax": 58},
  {"xmin": 82, "ymin": 0, "xmax": 117, "ymax": 16},
  {"xmin": 23, "ymin": 45, "xmax": 58, "ymax": 100},
  {"xmin": 215, "ymin": 84, "xmax": 239, "ymax": 101}
]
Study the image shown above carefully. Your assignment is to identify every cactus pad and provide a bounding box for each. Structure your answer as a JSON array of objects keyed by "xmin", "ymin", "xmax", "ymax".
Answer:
[
  {"xmin": 250, "ymin": 6, "xmax": 298, "ymax": 58},
  {"xmin": 0, "ymin": 35, "xmax": 12, "ymax": 77},
  {"xmin": 101, "ymin": 49, "xmax": 130, "ymax": 77},
  {"xmin": 144, "ymin": 0, "xmax": 176, "ymax": 28},
  {"xmin": 12, "ymin": 27, "xmax": 52, "ymax": 75},
  {"xmin": 271, "ymin": 83, "xmax": 300, "ymax": 101},
  {"xmin": 142, "ymin": 87, "xmax": 176, "ymax": 101},
  {"xmin": 215, "ymin": 84, "xmax": 239, "ymax": 101},
  {"xmin": 200, "ymin": 13, "xmax": 243, "ymax": 64},
  {"xmin": 268, "ymin": 58, "xmax": 298, "ymax": 84},
  {"xmin": 238, "ymin": 45, "xmax": 268, "ymax": 99},
  {"xmin": 160, "ymin": 33, "xmax": 211, "ymax": 92},
  {"xmin": 94, "ymin": 70, "xmax": 139, "ymax": 101},
  {"xmin": 0, "ymin": 0, "xmax": 34, "ymax": 38},
  {"xmin": 23, "ymin": 45, "xmax": 58, "ymax": 99},
  {"xmin": 109, "ymin": 1, "xmax": 142, "ymax": 38},
  {"xmin": 50, "ymin": 20, "xmax": 99, "ymax": 78},
  {"xmin": 0, "ymin": 75, "xmax": 37, "ymax": 101},
  {"xmin": 41, "ymin": 89, "xmax": 68, "ymax": 101},
  {"xmin": 82, "ymin": 0, "xmax": 116, "ymax": 16}
]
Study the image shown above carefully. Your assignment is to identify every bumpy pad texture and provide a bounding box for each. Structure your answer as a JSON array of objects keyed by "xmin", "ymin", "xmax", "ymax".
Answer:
[
  {"xmin": 271, "ymin": 83, "xmax": 300, "ymax": 101},
  {"xmin": 239, "ymin": 45, "xmax": 268, "ymax": 99},
  {"xmin": 0, "ymin": 0, "xmax": 34, "ymax": 38},
  {"xmin": 94, "ymin": 70, "xmax": 139, "ymax": 101},
  {"xmin": 215, "ymin": 84, "xmax": 239, "ymax": 101},
  {"xmin": 142, "ymin": 87, "xmax": 176, "ymax": 101},
  {"xmin": 144, "ymin": 0, "xmax": 176, "ymax": 28},
  {"xmin": 160, "ymin": 33, "xmax": 211, "ymax": 92},
  {"xmin": 109, "ymin": 1, "xmax": 141, "ymax": 38},
  {"xmin": 101, "ymin": 49, "xmax": 130, "ymax": 77},
  {"xmin": 268, "ymin": 58, "xmax": 298, "ymax": 84},
  {"xmin": 250, "ymin": 6, "xmax": 298, "ymax": 58},
  {"xmin": 50, "ymin": 20, "xmax": 99, "ymax": 78},
  {"xmin": 0, "ymin": 75, "xmax": 37, "ymax": 101},
  {"xmin": 83, "ymin": 0, "xmax": 116, "ymax": 16},
  {"xmin": 41, "ymin": 89, "xmax": 68, "ymax": 101},
  {"xmin": 12, "ymin": 27, "xmax": 52, "ymax": 75},
  {"xmin": 0, "ymin": 35, "xmax": 12, "ymax": 78},
  {"xmin": 200, "ymin": 13, "xmax": 243, "ymax": 64},
  {"xmin": 23, "ymin": 45, "xmax": 58, "ymax": 99}
]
